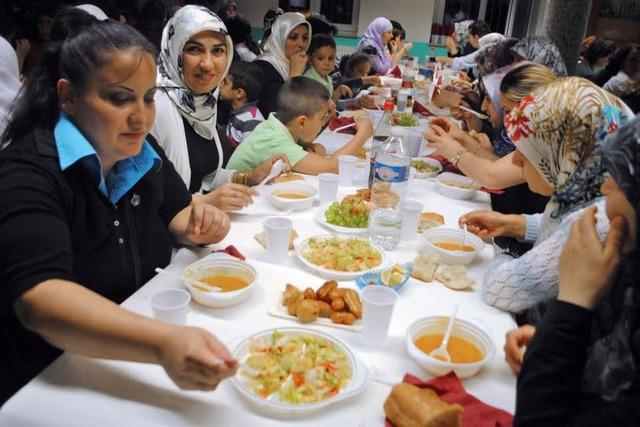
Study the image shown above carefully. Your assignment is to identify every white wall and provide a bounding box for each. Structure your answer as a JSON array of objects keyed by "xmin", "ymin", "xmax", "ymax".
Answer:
[
  {"xmin": 356, "ymin": 0, "xmax": 436, "ymax": 42},
  {"xmin": 233, "ymin": 0, "xmax": 436, "ymax": 42}
]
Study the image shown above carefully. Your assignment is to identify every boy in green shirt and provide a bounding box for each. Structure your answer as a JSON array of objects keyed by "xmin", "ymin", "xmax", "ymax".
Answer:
[
  {"xmin": 227, "ymin": 77, "xmax": 373, "ymax": 175},
  {"xmin": 303, "ymin": 34, "xmax": 352, "ymax": 104}
]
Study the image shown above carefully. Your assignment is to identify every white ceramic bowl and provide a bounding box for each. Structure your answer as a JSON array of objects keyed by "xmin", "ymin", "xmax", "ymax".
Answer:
[
  {"xmin": 411, "ymin": 157, "xmax": 442, "ymax": 179},
  {"xmin": 422, "ymin": 227, "xmax": 483, "ymax": 265},
  {"xmin": 231, "ymin": 327, "xmax": 369, "ymax": 415},
  {"xmin": 406, "ymin": 316, "xmax": 495, "ymax": 379},
  {"xmin": 268, "ymin": 182, "xmax": 318, "ymax": 211},
  {"xmin": 183, "ymin": 257, "xmax": 257, "ymax": 308},
  {"xmin": 436, "ymin": 172, "xmax": 480, "ymax": 200}
]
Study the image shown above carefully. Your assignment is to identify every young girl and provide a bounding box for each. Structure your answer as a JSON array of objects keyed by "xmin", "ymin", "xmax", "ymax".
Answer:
[{"xmin": 303, "ymin": 33, "xmax": 352, "ymax": 104}]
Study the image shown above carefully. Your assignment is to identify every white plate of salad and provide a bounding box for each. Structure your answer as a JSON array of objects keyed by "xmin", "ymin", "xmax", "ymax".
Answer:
[
  {"xmin": 231, "ymin": 327, "xmax": 369, "ymax": 414},
  {"xmin": 295, "ymin": 234, "xmax": 388, "ymax": 281}
]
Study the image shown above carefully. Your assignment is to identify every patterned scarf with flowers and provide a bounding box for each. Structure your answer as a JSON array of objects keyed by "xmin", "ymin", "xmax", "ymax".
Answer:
[{"xmin": 504, "ymin": 77, "xmax": 634, "ymax": 219}]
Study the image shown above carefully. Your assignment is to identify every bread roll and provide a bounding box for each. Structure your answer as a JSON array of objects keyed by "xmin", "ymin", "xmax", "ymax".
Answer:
[
  {"xmin": 412, "ymin": 252, "xmax": 439, "ymax": 282},
  {"xmin": 418, "ymin": 212, "xmax": 445, "ymax": 232},
  {"xmin": 435, "ymin": 265, "xmax": 474, "ymax": 290},
  {"xmin": 383, "ymin": 383, "xmax": 463, "ymax": 427},
  {"xmin": 269, "ymin": 173, "xmax": 304, "ymax": 184}
]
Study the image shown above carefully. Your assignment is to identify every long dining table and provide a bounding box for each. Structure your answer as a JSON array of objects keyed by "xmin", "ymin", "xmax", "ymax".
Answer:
[{"xmin": 0, "ymin": 116, "xmax": 518, "ymax": 427}]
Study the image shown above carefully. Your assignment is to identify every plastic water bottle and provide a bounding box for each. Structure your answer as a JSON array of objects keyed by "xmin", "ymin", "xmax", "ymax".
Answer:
[
  {"xmin": 368, "ymin": 127, "xmax": 411, "ymax": 250},
  {"xmin": 368, "ymin": 102, "xmax": 394, "ymax": 188}
]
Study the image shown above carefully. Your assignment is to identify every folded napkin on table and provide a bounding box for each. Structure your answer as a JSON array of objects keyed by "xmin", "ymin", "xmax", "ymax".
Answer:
[
  {"xmin": 328, "ymin": 116, "xmax": 357, "ymax": 134},
  {"xmin": 214, "ymin": 245, "xmax": 246, "ymax": 260},
  {"xmin": 385, "ymin": 372, "xmax": 513, "ymax": 427},
  {"xmin": 389, "ymin": 65, "xmax": 402, "ymax": 78},
  {"xmin": 413, "ymin": 101, "xmax": 435, "ymax": 117}
]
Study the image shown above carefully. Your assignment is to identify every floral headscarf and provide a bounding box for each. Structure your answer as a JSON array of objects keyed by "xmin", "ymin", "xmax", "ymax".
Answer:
[
  {"xmin": 511, "ymin": 36, "xmax": 568, "ymax": 77},
  {"xmin": 582, "ymin": 114, "xmax": 640, "ymax": 401},
  {"xmin": 505, "ymin": 77, "xmax": 633, "ymax": 218},
  {"xmin": 257, "ymin": 12, "xmax": 310, "ymax": 81},
  {"xmin": 157, "ymin": 5, "xmax": 233, "ymax": 139},
  {"xmin": 355, "ymin": 17, "xmax": 393, "ymax": 72}
]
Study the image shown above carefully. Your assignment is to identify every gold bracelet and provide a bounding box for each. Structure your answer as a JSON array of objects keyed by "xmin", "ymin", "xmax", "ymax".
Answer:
[
  {"xmin": 451, "ymin": 149, "xmax": 469, "ymax": 168},
  {"xmin": 232, "ymin": 170, "xmax": 249, "ymax": 185}
]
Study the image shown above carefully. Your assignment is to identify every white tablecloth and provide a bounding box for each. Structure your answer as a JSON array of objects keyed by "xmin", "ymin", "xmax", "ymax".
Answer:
[{"xmin": 0, "ymin": 145, "xmax": 516, "ymax": 427}]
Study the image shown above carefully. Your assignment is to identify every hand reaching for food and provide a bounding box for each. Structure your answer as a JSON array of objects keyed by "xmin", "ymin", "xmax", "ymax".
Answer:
[
  {"xmin": 202, "ymin": 182, "xmax": 256, "ymax": 211},
  {"xmin": 423, "ymin": 124, "xmax": 463, "ymax": 159},
  {"xmin": 458, "ymin": 210, "xmax": 526, "ymax": 240},
  {"xmin": 248, "ymin": 154, "xmax": 291, "ymax": 186},
  {"xmin": 158, "ymin": 326, "xmax": 238, "ymax": 391},
  {"xmin": 332, "ymin": 84, "xmax": 353, "ymax": 102},
  {"xmin": 504, "ymin": 325, "xmax": 535, "ymax": 374},
  {"xmin": 357, "ymin": 95, "xmax": 378, "ymax": 110}
]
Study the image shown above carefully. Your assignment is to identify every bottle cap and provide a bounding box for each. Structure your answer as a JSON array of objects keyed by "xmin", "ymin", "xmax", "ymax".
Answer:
[{"xmin": 383, "ymin": 100, "xmax": 395, "ymax": 111}]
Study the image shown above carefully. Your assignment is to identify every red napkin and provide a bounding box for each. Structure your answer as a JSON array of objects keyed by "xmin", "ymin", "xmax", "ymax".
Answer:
[
  {"xmin": 214, "ymin": 245, "xmax": 245, "ymax": 260},
  {"xmin": 413, "ymin": 101, "xmax": 435, "ymax": 117},
  {"xmin": 390, "ymin": 65, "xmax": 402, "ymax": 78},
  {"xmin": 385, "ymin": 372, "xmax": 513, "ymax": 427},
  {"xmin": 328, "ymin": 116, "xmax": 357, "ymax": 134}
]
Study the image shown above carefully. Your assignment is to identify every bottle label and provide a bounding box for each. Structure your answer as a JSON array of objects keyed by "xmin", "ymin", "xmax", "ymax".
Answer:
[{"xmin": 374, "ymin": 162, "xmax": 409, "ymax": 182}]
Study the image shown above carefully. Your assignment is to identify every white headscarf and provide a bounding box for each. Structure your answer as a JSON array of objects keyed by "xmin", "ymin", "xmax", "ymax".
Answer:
[
  {"xmin": 156, "ymin": 5, "xmax": 233, "ymax": 139},
  {"xmin": 75, "ymin": 4, "xmax": 109, "ymax": 21},
  {"xmin": 478, "ymin": 32, "xmax": 505, "ymax": 49},
  {"xmin": 256, "ymin": 12, "xmax": 310, "ymax": 81},
  {"xmin": 0, "ymin": 36, "xmax": 21, "ymax": 137}
]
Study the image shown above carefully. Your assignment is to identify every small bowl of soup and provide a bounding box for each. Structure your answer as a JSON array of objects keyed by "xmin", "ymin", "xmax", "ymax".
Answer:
[
  {"xmin": 269, "ymin": 182, "xmax": 318, "ymax": 211},
  {"xmin": 183, "ymin": 256, "xmax": 258, "ymax": 308},
  {"xmin": 422, "ymin": 227, "xmax": 484, "ymax": 265},
  {"xmin": 406, "ymin": 316, "xmax": 495, "ymax": 379},
  {"xmin": 436, "ymin": 172, "xmax": 480, "ymax": 200}
]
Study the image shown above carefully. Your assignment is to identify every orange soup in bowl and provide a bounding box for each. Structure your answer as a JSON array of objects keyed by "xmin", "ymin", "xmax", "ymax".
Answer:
[
  {"xmin": 200, "ymin": 275, "xmax": 249, "ymax": 292},
  {"xmin": 414, "ymin": 334, "xmax": 484, "ymax": 364},
  {"xmin": 434, "ymin": 242, "xmax": 475, "ymax": 252},
  {"xmin": 272, "ymin": 191, "xmax": 311, "ymax": 200}
]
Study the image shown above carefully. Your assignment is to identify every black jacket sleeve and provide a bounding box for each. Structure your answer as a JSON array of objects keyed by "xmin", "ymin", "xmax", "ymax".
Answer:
[
  {"xmin": 515, "ymin": 300, "xmax": 640, "ymax": 426},
  {"xmin": 254, "ymin": 60, "xmax": 285, "ymax": 117}
]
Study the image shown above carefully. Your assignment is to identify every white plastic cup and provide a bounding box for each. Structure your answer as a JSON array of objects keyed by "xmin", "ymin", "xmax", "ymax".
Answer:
[
  {"xmin": 318, "ymin": 173, "xmax": 340, "ymax": 204},
  {"xmin": 396, "ymin": 90, "xmax": 409, "ymax": 112},
  {"xmin": 263, "ymin": 216, "xmax": 292, "ymax": 263},
  {"xmin": 360, "ymin": 286, "xmax": 398, "ymax": 346},
  {"xmin": 150, "ymin": 288, "xmax": 191, "ymax": 325},
  {"xmin": 400, "ymin": 199, "xmax": 424, "ymax": 240},
  {"xmin": 338, "ymin": 155, "xmax": 358, "ymax": 186},
  {"xmin": 404, "ymin": 131, "xmax": 423, "ymax": 157}
]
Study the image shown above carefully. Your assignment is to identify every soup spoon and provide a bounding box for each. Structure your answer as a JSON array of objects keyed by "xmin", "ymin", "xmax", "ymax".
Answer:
[
  {"xmin": 463, "ymin": 223, "xmax": 469, "ymax": 248},
  {"xmin": 257, "ymin": 159, "xmax": 285, "ymax": 187},
  {"xmin": 458, "ymin": 105, "xmax": 489, "ymax": 120},
  {"xmin": 429, "ymin": 304, "xmax": 459, "ymax": 362},
  {"xmin": 154, "ymin": 267, "xmax": 222, "ymax": 293}
]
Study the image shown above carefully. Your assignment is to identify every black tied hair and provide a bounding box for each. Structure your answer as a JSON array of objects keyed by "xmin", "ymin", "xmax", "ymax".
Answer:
[
  {"xmin": 227, "ymin": 61, "xmax": 263, "ymax": 102},
  {"xmin": 390, "ymin": 20, "xmax": 405, "ymax": 42},
  {"xmin": 307, "ymin": 33, "xmax": 336, "ymax": 56},
  {"xmin": 339, "ymin": 53, "xmax": 370, "ymax": 77},
  {"xmin": 1, "ymin": 7, "xmax": 156, "ymax": 147},
  {"xmin": 469, "ymin": 20, "xmax": 490, "ymax": 38},
  {"xmin": 276, "ymin": 76, "xmax": 329, "ymax": 124},
  {"xmin": 224, "ymin": 14, "xmax": 261, "ymax": 56},
  {"xmin": 306, "ymin": 14, "xmax": 337, "ymax": 37},
  {"xmin": 583, "ymin": 39, "xmax": 616, "ymax": 65}
]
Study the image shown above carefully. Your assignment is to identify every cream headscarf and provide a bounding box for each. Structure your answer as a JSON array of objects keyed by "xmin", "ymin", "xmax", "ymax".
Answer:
[
  {"xmin": 505, "ymin": 77, "xmax": 634, "ymax": 218},
  {"xmin": 256, "ymin": 12, "xmax": 310, "ymax": 81},
  {"xmin": 157, "ymin": 5, "xmax": 233, "ymax": 139}
]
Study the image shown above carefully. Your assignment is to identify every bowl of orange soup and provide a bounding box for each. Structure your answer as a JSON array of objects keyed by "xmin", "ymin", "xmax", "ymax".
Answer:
[
  {"xmin": 183, "ymin": 256, "xmax": 258, "ymax": 308},
  {"xmin": 269, "ymin": 182, "xmax": 318, "ymax": 211},
  {"xmin": 406, "ymin": 316, "xmax": 495, "ymax": 379},
  {"xmin": 422, "ymin": 227, "xmax": 483, "ymax": 265}
]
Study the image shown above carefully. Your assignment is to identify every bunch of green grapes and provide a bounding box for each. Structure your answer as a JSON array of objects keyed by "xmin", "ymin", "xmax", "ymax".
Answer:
[{"xmin": 325, "ymin": 202, "xmax": 368, "ymax": 228}]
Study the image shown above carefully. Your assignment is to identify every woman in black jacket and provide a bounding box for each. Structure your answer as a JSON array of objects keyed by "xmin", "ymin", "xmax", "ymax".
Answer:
[{"xmin": 506, "ymin": 114, "xmax": 640, "ymax": 426}]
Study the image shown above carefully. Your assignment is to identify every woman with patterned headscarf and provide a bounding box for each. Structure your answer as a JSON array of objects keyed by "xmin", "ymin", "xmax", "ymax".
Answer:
[
  {"xmin": 151, "ymin": 5, "xmax": 284, "ymax": 210},
  {"xmin": 253, "ymin": 12, "xmax": 311, "ymax": 116},
  {"xmin": 462, "ymin": 78, "xmax": 633, "ymax": 313},
  {"xmin": 507, "ymin": 114, "xmax": 640, "ymax": 425},
  {"xmin": 510, "ymin": 36, "xmax": 568, "ymax": 77},
  {"xmin": 355, "ymin": 17, "xmax": 411, "ymax": 75}
]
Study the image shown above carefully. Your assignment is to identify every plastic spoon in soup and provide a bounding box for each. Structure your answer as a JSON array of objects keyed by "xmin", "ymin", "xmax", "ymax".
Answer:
[
  {"xmin": 154, "ymin": 267, "xmax": 222, "ymax": 293},
  {"xmin": 256, "ymin": 159, "xmax": 285, "ymax": 187},
  {"xmin": 429, "ymin": 304, "xmax": 459, "ymax": 362},
  {"xmin": 463, "ymin": 223, "xmax": 469, "ymax": 247}
]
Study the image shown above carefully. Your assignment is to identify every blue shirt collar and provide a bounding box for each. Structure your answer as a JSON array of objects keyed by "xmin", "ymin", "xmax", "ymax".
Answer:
[{"xmin": 53, "ymin": 115, "xmax": 162, "ymax": 204}]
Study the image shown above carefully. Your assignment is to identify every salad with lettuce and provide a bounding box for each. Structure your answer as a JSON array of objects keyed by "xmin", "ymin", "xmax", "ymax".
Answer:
[
  {"xmin": 303, "ymin": 236, "xmax": 382, "ymax": 272},
  {"xmin": 239, "ymin": 331, "xmax": 352, "ymax": 404}
]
